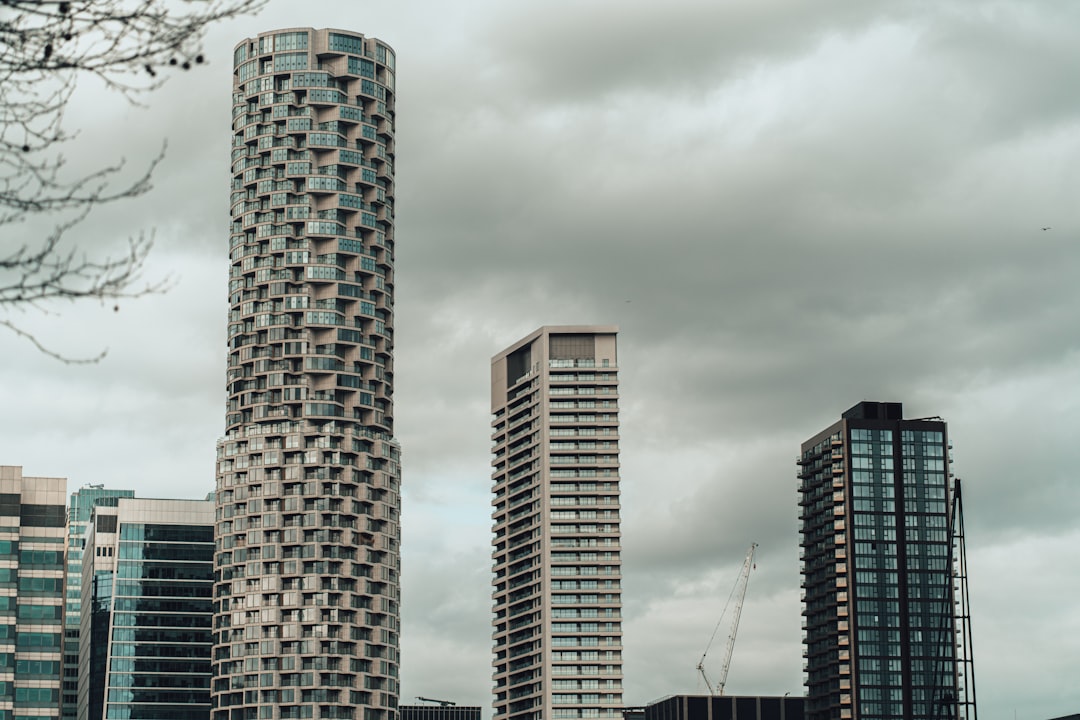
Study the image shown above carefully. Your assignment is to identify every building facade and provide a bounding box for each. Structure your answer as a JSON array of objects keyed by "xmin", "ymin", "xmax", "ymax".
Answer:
[
  {"xmin": 62, "ymin": 487, "xmax": 135, "ymax": 720},
  {"xmin": 0, "ymin": 466, "xmax": 67, "ymax": 720},
  {"xmin": 214, "ymin": 27, "xmax": 400, "ymax": 720},
  {"xmin": 798, "ymin": 402, "xmax": 963, "ymax": 720},
  {"xmin": 77, "ymin": 498, "xmax": 214, "ymax": 720},
  {"xmin": 491, "ymin": 327, "xmax": 623, "ymax": 720},
  {"xmin": 397, "ymin": 706, "xmax": 482, "ymax": 720},
  {"xmin": 643, "ymin": 695, "xmax": 805, "ymax": 720}
]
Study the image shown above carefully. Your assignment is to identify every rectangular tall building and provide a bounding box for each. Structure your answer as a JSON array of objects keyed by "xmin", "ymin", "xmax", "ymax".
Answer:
[
  {"xmin": 62, "ymin": 486, "xmax": 135, "ymax": 720},
  {"xmin": 0, "ymin": 466, "xmax": 67, "ymax": 720},
  {"xmin": 798, "ymin": 402, "xmax": 961, "ymax": 720},
  {"xmin": 398, "ymin": 706, "xmax": 482, "ymax": 720},
  {"xmin": 215, "ymin": 27, "xmax": 400, "ymax": 720},
  {"xmin": 77, "ymin": 498, "xmax": 214, "ymax": 720},
  {"xmin": 491, "ymin": 327, "xmax": 623, "ymax": 720}
]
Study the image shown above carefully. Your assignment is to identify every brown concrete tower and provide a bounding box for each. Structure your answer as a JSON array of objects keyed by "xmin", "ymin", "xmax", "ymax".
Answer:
[
  {"xmin": 213, "ymin": 28, "xmax": 400, "ymax": 720},
  {"xmin": 490, "ymin": 327, "xmax": 624, "ymax": 720}
]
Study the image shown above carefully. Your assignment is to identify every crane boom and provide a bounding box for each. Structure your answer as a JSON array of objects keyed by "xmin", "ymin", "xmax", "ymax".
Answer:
[
  {"xmin": 416, "ymin": 697, "xmax": 456, "ymax": 707},
  {"xmin": 697, "ymin": 543, "xmax": 757, "ymax": 696}
]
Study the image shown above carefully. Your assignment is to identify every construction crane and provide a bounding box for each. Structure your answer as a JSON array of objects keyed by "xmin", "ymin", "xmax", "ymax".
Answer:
[
  {"xmin": 416, "ymin": 697, "xmax": 456, "ymax": 707},
  {"xmin": 696, "ymin": 543, "xmax": 757, "ymax": 696}
]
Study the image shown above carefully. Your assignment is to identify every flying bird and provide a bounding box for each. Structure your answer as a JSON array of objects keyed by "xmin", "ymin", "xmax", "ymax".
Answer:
[{"xmin": 1041, "ymin": 227, "xmax": 1052, "ymax": 231}]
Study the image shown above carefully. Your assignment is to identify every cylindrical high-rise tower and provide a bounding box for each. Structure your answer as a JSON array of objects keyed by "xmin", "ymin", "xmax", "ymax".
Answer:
[{"xmin": 213, "ymin": 28, "xmax": 400, "ymax": 720}]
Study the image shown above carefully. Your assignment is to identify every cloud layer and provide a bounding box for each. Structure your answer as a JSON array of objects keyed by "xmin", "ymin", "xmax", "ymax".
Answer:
[{"xmin": 2, "ymin": 1, "xmax": 1079, "ymax": 717}]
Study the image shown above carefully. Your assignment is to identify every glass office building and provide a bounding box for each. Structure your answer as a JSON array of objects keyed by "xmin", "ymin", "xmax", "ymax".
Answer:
[
  {"xmin": 798, "ymin": 402, "xmax": 964, "ymax": 720},
  {"xmin": 63, "ymin": 487, "xmax": 135, "ymax": 720},
  {"xmin": 77, "ymin": 499, "xmax": 214, "ymax": 720}
]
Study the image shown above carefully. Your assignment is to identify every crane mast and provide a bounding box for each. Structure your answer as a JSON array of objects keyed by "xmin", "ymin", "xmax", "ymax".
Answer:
[{"xmin": 696, "ymin": 543, "xmax": 757, "ymax": 696}]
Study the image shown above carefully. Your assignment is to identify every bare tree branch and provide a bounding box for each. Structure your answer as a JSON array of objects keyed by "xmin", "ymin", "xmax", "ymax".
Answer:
[
  {"xmin": 0, "ymin": 0, "xmax": 264, "ymax": 361},
  {"xmin": 0, "ymin": 318, "xmax": 107, "ymax": 363}
]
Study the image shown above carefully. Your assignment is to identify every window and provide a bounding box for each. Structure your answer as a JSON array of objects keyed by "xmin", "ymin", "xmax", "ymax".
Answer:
[
  {"xmin": 328, "ymin": 33, "xmax": 365, "ymax": 55},
  {"xmin": 16, "ymin": 632, "xmax": 61, "ymax": 649},
  {"xmin": 274, "ymin": 53, "xmax": 308, "ymax": 72},
  {"xmin": 348, "ymin": 57, "xmax": 375, "ymax": 78},
  {"xmin": 274, "ymin": 32, "xmax": 309, "ymax": 51}
]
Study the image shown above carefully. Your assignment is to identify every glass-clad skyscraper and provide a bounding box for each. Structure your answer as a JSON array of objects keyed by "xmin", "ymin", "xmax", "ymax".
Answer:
[
  {"xmin": 798, "ymin": 402, "xmax": 967, "ymax": 720},
  {"xmin": 214, "ymin": 28, "xmax": 400, "ymax": 720},
  {"xmin": 63, "ymin": 487, "xmax": 135, "ymax": 720},
  {"xmin": 77, "ymin": 498, "xmax": 214, "ymax": 720},
  {"xmin": 491, "ymin": 327, "xmax": 624, "ymax": 720}
]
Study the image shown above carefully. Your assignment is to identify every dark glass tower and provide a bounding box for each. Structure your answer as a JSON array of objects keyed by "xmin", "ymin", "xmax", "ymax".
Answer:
[
  {"xmin": 798, "ymin": 402, "xmax": 965, "ymax": 720},
  {"xmin": 78, "ymin": 499, "xmax": 214, "ymax": 720},
  {"xmin": 214, "ymin": 28, "xmax": 400, "ymax": 720},
  {"xmin": 64, "ymin": 486, "xmax": 135, "ymax": 720}
]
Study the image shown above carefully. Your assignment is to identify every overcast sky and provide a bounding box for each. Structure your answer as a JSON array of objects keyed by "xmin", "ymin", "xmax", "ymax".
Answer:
[{"xmin": 2, "ymin": 0, "xmax": 1079, "ymax": 717}]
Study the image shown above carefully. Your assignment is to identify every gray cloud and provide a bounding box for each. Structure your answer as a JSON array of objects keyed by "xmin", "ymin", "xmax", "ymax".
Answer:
[{"xmin": 3, "ymin": 1, "xmax": 1080, "ymax": 717}]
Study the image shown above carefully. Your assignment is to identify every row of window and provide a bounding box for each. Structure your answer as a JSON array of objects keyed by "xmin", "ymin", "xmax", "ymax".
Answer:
[
  {"xmin": 550, "ymin": 580, "xmax": 619, "ymax": 590},
  {"xmin": 551, "ymin": 594, "xmax": 620, "ymax": 605},
  {"xmin": 551, "ymin": 511, "xmax": 618, "ymax": 520},
  {"xmin": 0, "ymin": 576, "xmax": 64, "ymax": 595},
  {"xmin": 551, "ymin": 664, "xmax": 620, "ymax": 675},
  {"xmin": 549, "ymin": 470, "xmax": 618, "ymax": 479},
  {"xmin": 552, "ymin": 694, "xmax": 622, "ymax": 704},
  {"xmin": 551, "ymin": 497, "xmax": 618, "ymax": 507},
  {"xmin": 550, "ymin": 651, "xmax": 621, "ymax": 661},
  {"xmin": 552, "ymin": 679, "xmax": 621, "ymax": 690},
  {"xmin": 551, "ymin": 623, "xmax": 620, "ymax": 633},
  {"xmin": 550, "ymin": 525, "xmax": 619, "ymax": 535},
  {"xmin": 550, "ymin": 608, "xmax": 620, "ymax": 619},
  {"xmin": 0, "ymin": 604, "xmax": 63, "ymax": 622},
  {"xmin": 551, "ymin": 567, "xmax": 619, "ymax": 577},
  {"xmin": 851, "ymin": 468, "xmax": 946, "ymax": 483},
  {"xmin": 851, "ymin": 457, "xmax": 946, "ymax": 471},
  {"xmin": 551, "ymin": 552, "xmax": 619, "ymax": 563},
  {"xmin": 0, "ymin": 685, "xmax": 58, "ymax": 703},
  {"xmin": 550, "ymin": 637, "xmax": 619, "ymax": 647},
  {"xmin": 0, "ymin": 631, "xmax": 60, "ymax": 649}
]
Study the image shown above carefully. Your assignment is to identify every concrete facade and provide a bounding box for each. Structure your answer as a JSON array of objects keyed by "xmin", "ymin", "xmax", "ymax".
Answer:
[
  {"xmin": 213, "ymin": 28, "xmax": 400, "ymax": 720},
  {"xmin": 491, "ymin": 327, "xmax": 623, "ymax": 720},
  {"xmin": 0, "ymin": 466, "xmax": 67, "ymax": 720}
]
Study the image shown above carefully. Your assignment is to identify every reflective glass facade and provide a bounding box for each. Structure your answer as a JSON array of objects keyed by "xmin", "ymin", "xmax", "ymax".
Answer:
[
  {"xmin": 63, "ymin": 488, "xmax": 135, "ymax": 720},
  {"xmin": 798, "ymin": 403, "xmax": 962, "ymax": 720},
  {"xmin": 78, "ymin": 500, "xmax": 213, "ymax": 720},
  {"xmin": 215, "ymin": 28, "xmax": 400, "ymax": 720},
  {"xmin": 491, "ymin": 328, "xmax": 623, "ymax": 720}
]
